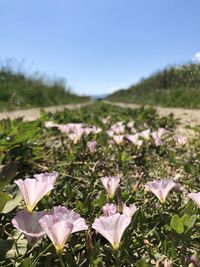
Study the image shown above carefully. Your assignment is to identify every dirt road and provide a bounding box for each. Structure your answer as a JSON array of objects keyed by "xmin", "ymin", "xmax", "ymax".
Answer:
[
  {"xmin": 104, "ymin": 101, "xmax": 200, "ymax": 127},
  {"xmin": 0, "ymin": 102, "xmax": 92, "ymax": 121},
  {"xmin": 1, "ymin": 101, "xmax": 200, "ymax": 133}
]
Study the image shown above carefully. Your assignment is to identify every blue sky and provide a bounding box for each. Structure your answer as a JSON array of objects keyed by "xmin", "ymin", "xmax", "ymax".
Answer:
[{"xmin": 1, "ymin": 0, "xmax": 200, "ymax": 95}]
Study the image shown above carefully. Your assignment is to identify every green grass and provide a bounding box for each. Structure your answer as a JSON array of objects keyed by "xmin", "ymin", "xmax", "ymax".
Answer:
[
  {"xmin": 107, "ymin": 63, "xmax": 200, "ymax": 108},
  {"xmin": 0, "ymin": 67, "xmax": 90, "ymax": 111}
]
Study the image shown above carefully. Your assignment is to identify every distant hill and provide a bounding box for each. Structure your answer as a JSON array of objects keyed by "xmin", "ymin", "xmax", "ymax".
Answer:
[
  {"xmin": 0, "ymin": 68, "xmax": 90, "ymax": 111},
  {"xmin": 90, "ymin": 94, "xmax": 108, "ymax": 100},
  {"xmin": 107, "ymin": 63, "xmax": 200, "ymax": 108}
]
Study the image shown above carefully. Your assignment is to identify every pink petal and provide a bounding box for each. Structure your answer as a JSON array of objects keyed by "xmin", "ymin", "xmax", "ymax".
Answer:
[
  {"xmin": 92, "ymin": 213, "xmax": 131, "ymax": 249},
  {"xmin": 34, "ymin": 172, "xmax": 58, "ymax": 185},
  {"xmin": 102, "ymin": 203, "xmax": 117, "ymax": 216},
  {"xmin": 188, "ymin": 192, "xmax": 200, "ymax": 208},
  {"xmin": 15, "ymin": 178, "xmax": 54, "ymax": 212},
  {"xmin": 12, "ymin": 209, "xmax": 47, "ymax": 244},
  {"xmin": 100, "ymin": 176, "xmax": 120, "ymax": 197}
]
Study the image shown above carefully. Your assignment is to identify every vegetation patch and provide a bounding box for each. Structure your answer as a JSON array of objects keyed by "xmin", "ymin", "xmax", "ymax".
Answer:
[
  {"xmin": 107, "ymin": 63, "xmax": 200, "ymax": 108},
  {"xmin": 0, "ymin": 103, "xmax": 200, "ymax": 266},
  {"xmin": 0, "ymin": 67, "xmax": 90, "ymax": 111}
]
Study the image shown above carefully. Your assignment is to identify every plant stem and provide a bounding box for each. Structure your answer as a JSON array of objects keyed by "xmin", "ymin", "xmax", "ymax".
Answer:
[
  {"xmin": 31, "ymin": 243, "xmax": 53, "ymax": 267},
  {"xmin": 59, "ymin": 255, "xmax": 66, "ymax": 267}
]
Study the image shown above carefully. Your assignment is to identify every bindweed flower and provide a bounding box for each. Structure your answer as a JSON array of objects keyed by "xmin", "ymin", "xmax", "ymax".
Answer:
[
  {"xmin": 174, "ymin": 135, "xmax": 187, "ymax": 145},
  {"xmin": 45, "ymin": 121, "xmax": 58, "ymax": 128},
  {"xmin": 188, "ymin": 192, "xmax": 200, "ymax": 208},
  {"xmin": 151, "ymin": 128, "xmax": 165, "ymax": 146},
  {"xmin": 126, "ymin": 134, "xmax": 143, "ymax": 147},
  {"xmin": 139, "ymin": 129, "xmax": 151, "ymax": 140},
  {"xmin": 68, "ymin": 127, "xmax": 84, "ymax": 144},
  {"xmin": 34, "ymin": 172, "xmax": 58, "ymax": 186},
  {"xmin": 127, "ymin": 121, "xmax": 134, "ymax": 129},
  {"xmin": 15, "ymin": 178, "xmax": 54, "ymax": 212},
  {"xmin": 87, "ymin": 141, "xmax": 97, "ymax": 154},
  {"xmin": 123, "ymin": 204, "xmax": 137, "ymax": 217},
  {"xmin": 102, "ymin": 203, "xmax": 117, "ymax": 216},
  {"xmin": 12, "ymin": 209, "xmax": 48, "ymax": 245},
  {"xmin": 113, "ymin": 135, "xmax": 124, "ymax": 145},
  {"xmin": 110, "ymin": 121, "xmax": 125, "ymax": 134},
  {"xmin": 102, "ymin": 203, "xmax": 137, "ymax": 217},
  {"xmin": 85, "ymin": 126, "xmax": 102, "ymax": 135},
  {"xmin": 100, "ymin": 176, "xmax": 120, "ymax": 198},
  {"xmin": 101, "ymin": 117, "xmax": 109, "ymax": 124},
  {"xmin": 145, "ymin": 179, "xmax": 176, "ymax": 204},
  {"xmin": 92, "ymin": 213, "xmax": 131, "ymax": 250},
  {"xmin": 39, "ymin": 206, "xmax": 88, "ymax": 255}
]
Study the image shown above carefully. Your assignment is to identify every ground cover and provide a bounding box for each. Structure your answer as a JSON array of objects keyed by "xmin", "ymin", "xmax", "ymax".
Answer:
[{"xmin": 0, "ymin": 103, "xmax": 199, "ymax": 266}]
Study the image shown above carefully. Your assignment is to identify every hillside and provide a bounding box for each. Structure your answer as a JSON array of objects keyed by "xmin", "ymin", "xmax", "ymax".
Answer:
[
  {"xmin": 107, "ymin": 63, "xmax": 200, "ymax": 108},
  {"xmin": 0, "ymin": 68, "xmax": 90, "ymax": 111}
]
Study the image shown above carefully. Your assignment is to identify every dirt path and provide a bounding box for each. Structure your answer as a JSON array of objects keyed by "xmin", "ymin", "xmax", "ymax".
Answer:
[
  {"xmin": 1, "ymin": 101, "xmax": 200, "ymax": 133},
  {"xmin": 0, "ymin": 102, "xmax": 92, "ymax": 121},
  {"xmin": 104, "ymin": 101, "xmax": 200, "ymax": 138},
  {"xmin": 104, "ymin": 101, "xmax": 200, "ymax": 127}
]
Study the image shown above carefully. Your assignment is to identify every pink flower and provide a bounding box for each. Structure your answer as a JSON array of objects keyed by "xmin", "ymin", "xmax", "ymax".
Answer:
[
  {"xmin": 15, "ymin": 178, "xmax": 54, "ymax": 212},
  {"xmin": 174, "ymin": 135, "xmax": 187, "ymax": 145},
  {"xmin": 139, "ymin": 129, "xmax": 151, "ymax": 140},
  {"xmin": 87, "ymin": 141, "xmax": 97, "ymax": 154},
  {"xmin": 123, "ymin": 204, "xmax": 137, "ymax": 217},
  {"xmin": 102, "ymin": 203, "xmax": 117, "ymax": 216},
  {"xmin": 145, "ymin": 179, "xmax": 176, "ymax": 204},
  {"xmin": 102, "ymin": 203, "xmax": 137, "ymax": 217},
  {"xmin": 151, "ymin": 128, "xmax": 165, "ymax": 146},
  {"xmin": 188, "ymin": 192, "xmax": 200, "ymax": 208},
  {"xmin": 107, "ymin": 130, "xmax": 115, "ymax": 137},
  {"xmin": 127, "ymin": 121, "xmax": 135, "ymax": 129},
  {"xmin": 45, "ymin": 121, "xmax": 58, "ymax": 128},
  {"xmin": 12, "ymin": 209, "xmax": 48, "ymax": 245},
  {"xmin": 112, "ymin": 135, "xmax": 124, "ymax": 145},
  {"xmin": 110, "ymin": 122, "xmax": 125, "ymax": 134},
  {"xmin": 39, "ymin": 206, "xmax": 88, "ymax": 254},
  {"xmin": 92, "ymin": 213, "xmax": 131, "ymax": 250},
  {"xmin": 101, "ymin": 117, "xmax": 109, "ymax": 124},
  {"xmin": 85, "ymin": 126, "xmax": 102, "ymax": 135},
  {"xmin": 126, "ymin": 134, "xmax": 143, "ymax": 146},
  {"xmin": 100, "ymin": 176, "xmax": 120, "ymax": 198},
  {"xmin": 68, "ymin": 127, "xmax": 84, "ymax": 144},
  {"xmin": 33, "ymin": 172, "xmax": 58, "ymax": 186}
]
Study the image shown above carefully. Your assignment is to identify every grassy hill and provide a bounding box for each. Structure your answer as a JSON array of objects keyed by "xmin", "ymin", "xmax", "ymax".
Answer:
[
  {"xmin": 107, "ymin": 63, "xmax": 200, "ymax": 108},
  {"xmin": 0, "ymin": 67, "xmax": 90, "ymax": 111}
]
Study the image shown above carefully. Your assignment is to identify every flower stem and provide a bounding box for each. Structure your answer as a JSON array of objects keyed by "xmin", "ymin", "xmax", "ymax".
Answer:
[{"xmin": 59, "ymin": 255, "xmax": 66, "ymax": 267}]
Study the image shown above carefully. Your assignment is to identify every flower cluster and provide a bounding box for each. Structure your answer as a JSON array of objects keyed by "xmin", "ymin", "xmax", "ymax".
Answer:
[
  {"xmin": 45, "ymin": 121, "xmax": 101, "ymax": 144},
  {"xmin": 12, "ymin": 169, "xmax": 200, "ymax": 256}
]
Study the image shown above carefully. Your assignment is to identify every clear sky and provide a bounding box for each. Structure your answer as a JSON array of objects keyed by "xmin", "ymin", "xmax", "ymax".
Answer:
[{"xmin": 1, "ymin": 0, "xmax": 200, "ymax": 95}]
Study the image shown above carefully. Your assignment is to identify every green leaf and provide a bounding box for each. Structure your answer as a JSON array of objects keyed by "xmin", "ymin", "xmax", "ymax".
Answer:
[
  {"xmin": 185, "ymin": 215, "xmax": 196, "ymax": 229},
  {"xmin": 136, "ymin": 258, "xmax": 148, "ymax": 267},
  {"xmin": 180, "ymin": 214, "xmax": 190, "ymax": 226},
  {"xmin": 19, "ymin": 258, "xmax": 31, "ymax": 267},
  {"xmin": 121, "ymin": 151, "xmax": 127, "ymax": 163},
  {"xmin": 0, "ymin": 163, "xmax": 18, "ymax": 190},
  {"xmin": 0, "ymin": 192, "xmax": 11, "ymax": 213},
  {"xmin": 170, "ymin": 214, "xmax": 184, "ymax": 234},
  {"xmin": 2, "ymin": 190, "xmax": 22, "ymax": 214}
]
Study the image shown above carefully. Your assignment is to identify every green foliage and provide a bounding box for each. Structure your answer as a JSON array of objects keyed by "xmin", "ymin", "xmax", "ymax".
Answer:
[
  {"xmin": 0, "ymin": 163, "xmax": 18, "ymax": 190},
  {"xmin": 170, "ymin": 214, "xmax": 196, "ymax": 234},
  {"xmin": 107, "ymin": 63, "xmax": 200, "ymax": 108},
  {"xmin": 0, "ymin": 102, "xmax": 199, "ymax": 266},
  {"xmin": 0, "ymin": 67, "xmax": 90, "ymax": 111}
]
